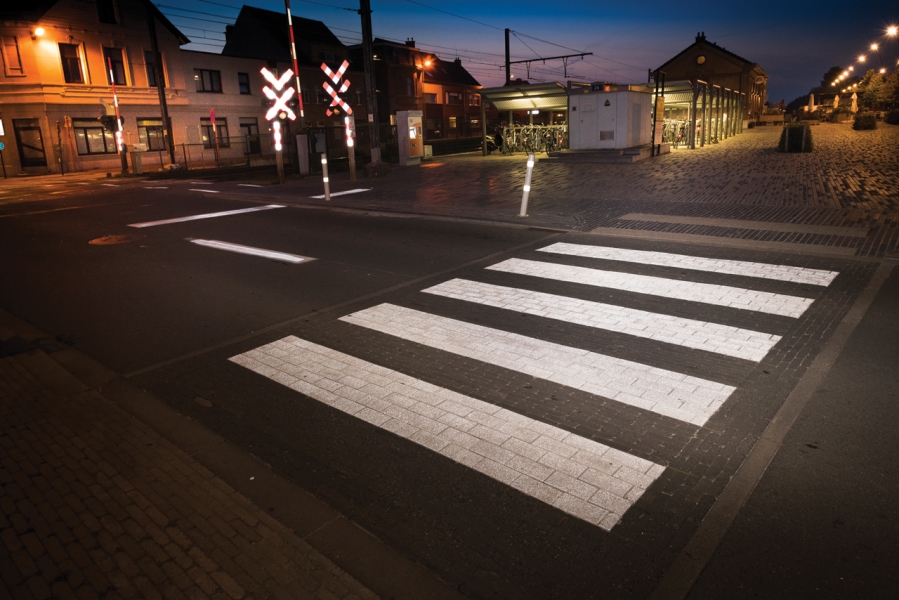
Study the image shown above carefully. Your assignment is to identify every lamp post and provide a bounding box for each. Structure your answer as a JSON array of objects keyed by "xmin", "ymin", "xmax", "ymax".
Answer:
[
  {"xmin": 870, "ymin": 43, "xmax": 883, "ymax": 68},
  {"xmin": 888, "ymin": 26, "xmax": 898, "ymax": 70}
]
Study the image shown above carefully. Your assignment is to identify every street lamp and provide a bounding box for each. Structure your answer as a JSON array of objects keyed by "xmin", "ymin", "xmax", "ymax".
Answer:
[{"xmin": 870, "ymin": 43, "xmax": 884, "ymax": 68}]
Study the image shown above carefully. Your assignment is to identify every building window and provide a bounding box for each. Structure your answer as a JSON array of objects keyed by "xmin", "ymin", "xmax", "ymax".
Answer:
[
  {"xmin": 145, "ymin": 50, "xmax": 165, "ymax": 87},
  {"xmin": 96, "ymin": 0, "xmax": 117, "ymax": 24},
  {"xmin": 194, "ymin": 69, "xmax": 222, "ymax": 93},
  {"xmin": 356, "ymin": 90, "xmax": 363, "ymax": 105},
  {"xmin": 200, "ymin": 117, "xmax": 229, "ymax": 148},
  {"xmin": 469, "ymin": 94, "xmax": 480, "ymax": 107},
  {"xmin": 445, "ymin": 92, "xmax": 462, "ymax": 105},
  {"xmin": 424, "ymin": 93, "xmax": 438, "ymax": 104},
  {"xmin": 301, "ymin": 88, "xmax": 311, "ymax": 104},
  {"xmin": 59, "ymin": 43, "xmax": 84, "ymax": 84},
  {"xmin": 137, "ymin": 118, "xmax": 166, "ymax": 150},
  {"xmin": 73, "ymin": 119, "xmax": 116, "ymax": 155},
  {"xmin": 103, "ymin": 47, "xmax": 126, "ymax": 85},
  {"xmin": 406, "ymin": 77, "xmax": 413, "ymax": 96},
  {"xmin": 237, "ymin": 72, "xmax": 251, "ymax": 94},
  {"xmin": 319, "ymin": 51, "xmax": 337, "ymax": 63},
  {"xmin": 1, "ymin": 36, "xmax": 24, "ymax": 77},
  {"xmin": 448, "ymin": 116, "xmax": 457, "ymax": 129}
]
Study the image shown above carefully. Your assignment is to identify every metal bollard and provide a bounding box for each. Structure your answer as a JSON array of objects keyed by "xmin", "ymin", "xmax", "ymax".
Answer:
[
  {"xmin": 321, "ymin": 153, "xmax": 331, "ymax": 201},
  {"xmin": 519, "ymin": 153, "xmax": 535, "ymax": 217}
]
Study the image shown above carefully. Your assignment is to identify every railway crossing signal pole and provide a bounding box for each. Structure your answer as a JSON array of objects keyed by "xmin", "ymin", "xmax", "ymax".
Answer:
[
  {"xmin": 358, "ymin": 0, "xmax": 382, "ymax": 167},
  {"xmin": 262, "ymin": 67, "xmax": 298, "ymax": 184}
]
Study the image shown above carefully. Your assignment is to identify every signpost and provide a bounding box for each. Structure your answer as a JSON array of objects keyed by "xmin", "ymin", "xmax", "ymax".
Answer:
[
  {"xmin": 210, "ymin": 108, "xmax": 220, "ymax": 167},
  {"xmin": 261, "ymin": 67, "xmax": 297, "ymax": 184},
  {"xmin": 321, "ymin": 60, "xmax": 355, "ymax": 180},
  {"xmin": 107, "ymin": 56, "xmax": 128, "ymax": 174},
  {"xmin": 0, "ymin": 141, "xmax": 6, "ymax": 179}
]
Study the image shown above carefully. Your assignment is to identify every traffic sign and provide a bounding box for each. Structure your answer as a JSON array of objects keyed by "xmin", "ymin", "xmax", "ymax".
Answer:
[
  {"xmin": 321, "ymin": 60, "xmax": 352, "ymax": 117},
  {"xmin": 0, "ymin": 142, "xmax": 4, "ymax": 151},
  {"xmin": 261, "ymin": 68, "xmax": 296, "ymax": 121}
]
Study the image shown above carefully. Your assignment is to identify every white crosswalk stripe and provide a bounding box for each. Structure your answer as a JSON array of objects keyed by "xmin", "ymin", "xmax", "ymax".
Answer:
[
  {"xmin": 423, "ymin": 278, "xmax": 781, "ymax": 362},
  {"xmin": 340, "ymin": 304, "xmax": 735, "ymax": 426},
  {"xmin": 487, "ymin": 258, "xmax": 814, "ymax": 318},
  {"xmin": 231, "ymin": 243, "xmax": 839, "ymax": 531},
  {"xmin": 230, "ymin": 337, "xmax": 665, "ymax": 530},
  {"xmin": 539, "ymin": 242, "xmax": 839, "ymax": 286}
]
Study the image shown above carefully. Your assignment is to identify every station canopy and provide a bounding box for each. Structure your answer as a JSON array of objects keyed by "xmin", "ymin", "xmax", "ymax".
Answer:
[
  {"xmin": 656, "ymin": 80, "xmax": 703, "ymax": 105},
  {"xmin": 480, "ymin": 83, "xmax": 570, "ymax": 111}
]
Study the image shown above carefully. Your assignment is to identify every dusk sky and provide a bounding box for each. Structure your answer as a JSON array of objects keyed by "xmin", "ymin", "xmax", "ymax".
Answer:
[{"xmin": 161, "ymin": 0, "xmax": 899, "ymax": 103}]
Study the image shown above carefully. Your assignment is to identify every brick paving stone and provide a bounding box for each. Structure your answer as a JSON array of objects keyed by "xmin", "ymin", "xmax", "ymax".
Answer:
[{"xmin": 0, "ymin": 351, "xmax": 377, "ymax": 600}]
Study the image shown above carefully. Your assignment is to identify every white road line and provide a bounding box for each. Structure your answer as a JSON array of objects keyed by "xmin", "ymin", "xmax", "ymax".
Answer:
[
  {"xmin": 189, "ymin": 189, "xmax": 220, "ymax": 193},
  {"xmin": 231, "ymin": 336, "xmax": 665, "ymax": 530},
  {"xmin": 128, "ymin": 204, "xmax": 284, "ymax": 228},
  {"xmin": 310, "ymin": 188, "xmax": 371, "ymax": 199},
  {"xmin": 186, "ymin": 238, "xmax": 311, "ymax": 263},
  {"xmin": 488, "ymin": 259, "xmax": 814, "ymax": 318},
  {"xmin": 101, "ymin": 183, "xmax": 119, "ymax": 187},
  {"xmin": 341, "ymin": 304, "xmax": 735, "ymax": 426},
  {"xmin": 237, "ymin": 184, "xmax": 263, "ymax": 187},
  {"xmin": 423, "ymin": 279, "xmax": 781, "ymax": 362},
  {"xmin": 539, "ymin": 243, "xmax": 839, "ymax": 287},
  {"xmin": 143, "ymin": 187, "xmax": 169, "ymax": 189}
]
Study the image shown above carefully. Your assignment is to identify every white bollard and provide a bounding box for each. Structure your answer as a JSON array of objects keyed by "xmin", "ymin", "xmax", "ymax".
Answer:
[
  {"xmin": 519, "ymin": 153, "xmax": 535, "ymax": 217},
  {"xmin": 321, "ymin": 153, "xmax": 330, "ymax": 201}
]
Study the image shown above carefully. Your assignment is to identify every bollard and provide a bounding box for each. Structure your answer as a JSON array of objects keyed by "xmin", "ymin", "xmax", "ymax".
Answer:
[
  {"xmin": 518, "ymin": 153, "xmax": 535, "ymax": 217},
  {"xmin": 321, "ymin": 153, "xmax": 331, "ymax": 201}
]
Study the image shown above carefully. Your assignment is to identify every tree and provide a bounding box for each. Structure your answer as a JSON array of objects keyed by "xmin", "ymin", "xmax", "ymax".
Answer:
[{"xmin": 819, "ymin": 66, "xmax": 844, "ymax": 91}]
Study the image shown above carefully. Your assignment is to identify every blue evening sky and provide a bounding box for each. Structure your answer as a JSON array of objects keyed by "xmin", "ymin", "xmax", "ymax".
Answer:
[{"xmin": 160, "ymin": 0, "xmax": 899, "ymax": 103}]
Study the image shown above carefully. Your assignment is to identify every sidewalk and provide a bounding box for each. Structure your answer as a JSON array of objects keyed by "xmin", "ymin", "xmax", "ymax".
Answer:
[{"xmin": 0, "ymin": 313, "xmax": 380, "ymax": 599}]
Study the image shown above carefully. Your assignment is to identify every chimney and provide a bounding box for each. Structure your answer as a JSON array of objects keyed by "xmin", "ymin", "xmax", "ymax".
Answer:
[
  {"xmin": 696, "ymin": 32, "xmax": 705, "ymax": 42},
  {"xmin": 454, "ymin": 57, "xmax": 461, "ymax": 66},
  {"xmin": 405, "ymin": 38, "xmax": 416, "ymax": 48}
]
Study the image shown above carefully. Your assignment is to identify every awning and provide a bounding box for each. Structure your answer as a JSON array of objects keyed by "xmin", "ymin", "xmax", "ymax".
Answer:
[{"xmin": 480, "ymin": 83, "xmax": 570, "ymax": 111}]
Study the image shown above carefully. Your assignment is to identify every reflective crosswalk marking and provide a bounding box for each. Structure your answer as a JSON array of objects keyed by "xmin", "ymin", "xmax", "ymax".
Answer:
[
  {"xmin": 230, "ymin": 336, "xmax": 665, "ymax": 530},
  {"xmin": 423, "ymin": 279, "xmax": 781, "ymax": 362},
  {"xmin": 538, "ymin": 243, "xmax": 839, "ymax": 287},
  {"xmin": 340, "ymin": 304, "xmax": 735, "ymax": 426},
  {"xmin": 488, "ymin": 258, "xmax": 814, "ymax": 318}
]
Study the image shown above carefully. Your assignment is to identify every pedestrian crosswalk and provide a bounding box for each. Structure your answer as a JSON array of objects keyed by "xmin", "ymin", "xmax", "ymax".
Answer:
[{"xmin": 229, "ymin": 242, "xmax": 839, "ymax": 531}]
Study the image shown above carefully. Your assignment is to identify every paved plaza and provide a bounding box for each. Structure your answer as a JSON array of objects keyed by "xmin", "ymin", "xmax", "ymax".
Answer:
[{"xmin": 1, "ymin": 120, "xmax": 898, "ymax": 599}]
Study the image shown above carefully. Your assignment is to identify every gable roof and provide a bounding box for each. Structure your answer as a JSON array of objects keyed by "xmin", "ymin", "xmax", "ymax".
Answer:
[
  {"xmin": 222, "ymin": 5, "xmax": 343, "ymax": 63},
  {"xmin": 657, "ymin": 33, "xmax": 765, "ymax": 76},
  {"xmin": 0, "ymin": 0, "xmax": 189, "ymax": 45},
  {"xmin": 424, "ymin": 58, "xmax": 480, "ymax": 87}
]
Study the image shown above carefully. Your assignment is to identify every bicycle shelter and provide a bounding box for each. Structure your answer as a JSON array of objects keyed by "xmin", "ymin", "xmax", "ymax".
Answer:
[
  {"xmin": 479, "ymin": 83, "xmax": 570, "ymax": 155},
  {"xmin": 652, "ymin": 79, "xmax": 746, "ymax": 150}
]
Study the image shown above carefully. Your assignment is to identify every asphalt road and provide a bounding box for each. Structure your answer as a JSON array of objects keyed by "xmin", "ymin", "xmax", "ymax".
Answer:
[{"xmin": 2, "ymin": 181, "xmax": 896, "ymax": 598}]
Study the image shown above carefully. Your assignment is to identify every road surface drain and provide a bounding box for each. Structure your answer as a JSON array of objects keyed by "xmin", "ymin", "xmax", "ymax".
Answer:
[{"xmin": 89, "ymin": 234, "xmax": 146, "ymax": 245}]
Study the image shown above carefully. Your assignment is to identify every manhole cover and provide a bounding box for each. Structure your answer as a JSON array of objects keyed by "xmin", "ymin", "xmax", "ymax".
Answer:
[{"xmin": 89, "ymin": 234, "xmax": 146, "ymax": 245}]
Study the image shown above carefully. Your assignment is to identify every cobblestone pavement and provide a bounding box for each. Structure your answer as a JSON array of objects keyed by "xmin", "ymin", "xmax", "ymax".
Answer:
[
  {"xmin": 0, "ymin": 322, "xmax": 377, "ymax": 599},
  {"xmin": 232, "ymin": 123, "xmax": 899, "ymax": 258}
]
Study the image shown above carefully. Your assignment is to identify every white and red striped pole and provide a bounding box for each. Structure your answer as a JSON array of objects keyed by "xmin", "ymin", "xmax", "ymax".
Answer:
[
  {"xmin": 284, "ymin": 0, "xmax": 305, "ymax": 125},
  {"xmin": 107, "ymin": 56, "xmax": 128, "ymax": 173}
]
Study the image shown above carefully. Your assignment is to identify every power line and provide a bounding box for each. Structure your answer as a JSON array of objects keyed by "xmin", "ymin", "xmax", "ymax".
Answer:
[{"xmin": 402, "ymin": 0, "xmax": 503, "ymax": 31}]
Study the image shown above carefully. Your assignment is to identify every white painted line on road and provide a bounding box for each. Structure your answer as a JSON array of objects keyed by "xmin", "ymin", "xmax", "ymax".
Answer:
[
  {"xmin": 186, "ymin": 238, "xmax": 311, "ymax": 264},
  {"xmin": 231, "ymin": 336, "xmax": 665, "ymax": 530},
  {"xmin": 539, "ymin": 243, "xmax": 839, "ymax": 287},
  {"xmin": 341, "ymin": 304, "xmax": 735, "ymax": 426},
  {"xmin": 423, "ymin": 279, "xmax": 781, "ymax": 362},
  {"xmin": 310, "ymin": 188, "xmax": 371, "ymax": 199},
  {"xmin": 128, "ymin": 204, "xmax": 285, "ymax": 228},
  {"xmin": 238, "ymin": 184, "xmax": 263, "ymax": 187},
  {"xmin": 488, "ymin": 259, "xmax": 814, "ymax": 318},
  {"xmin": 101, "ymin": 183, "xmax": 119, "ymax": 187},
  {"xmin": 189, "ymin": 189, "xmax": 220, "ymax": 193},
  {"xmin": 143, "ymin": 187, "xmax": 169, "ymax": 189}
]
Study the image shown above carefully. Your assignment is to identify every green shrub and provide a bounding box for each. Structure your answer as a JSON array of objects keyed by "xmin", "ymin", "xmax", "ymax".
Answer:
[
  {"xmin": 777, "ymin": 124, "xmax": 813, "ymax": 152},
  {"xmin": 884, "ymin": 110, "xmax": 899, "ymax": 125},
  {"xmin": 829, "ymin": 106, "xmax": 850, "ymax": 122},
  {"xmin": 853, "ymin": 113, "xmax": 877, "ymax": 130}
]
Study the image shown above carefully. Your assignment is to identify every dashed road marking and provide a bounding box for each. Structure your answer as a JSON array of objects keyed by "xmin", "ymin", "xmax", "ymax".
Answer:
[{"xmin": 128, "ymin": 205, "xmax": 284, "ymax": 228}]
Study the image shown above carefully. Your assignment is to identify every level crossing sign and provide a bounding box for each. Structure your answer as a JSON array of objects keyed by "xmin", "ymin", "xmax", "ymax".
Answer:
[
  {"xmin": 321, "ymin": 60, "xmax": 353, "ymax": 117},
  {"xmin": 261, "ymin": 68, "xmax": 297, "ymax": 122}
]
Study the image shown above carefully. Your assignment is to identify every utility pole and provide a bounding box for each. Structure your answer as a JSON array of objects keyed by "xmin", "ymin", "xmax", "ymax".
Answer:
[
  {"xmin": 358, "ymin": 0, "xmax": 381, "ymax": 165},
  {"xmin": 505, "ymin": 28, "xmax": 511, "ymax": 84},
  {"xmin": 147, "ymin": 8, "xmax": 176, "ymax": 165}
]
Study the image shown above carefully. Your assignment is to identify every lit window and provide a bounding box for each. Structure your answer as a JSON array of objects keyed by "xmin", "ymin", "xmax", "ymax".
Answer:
[
  {"xmin": 73, "ymin": 119, "xmax": 116, "ymax": 154},
  {"xmin": 194, "ymin": 69, "xmax": 222, "ymax": 93},
  {"xmin": 137, "ymin": 118, "xmax": 166, "ymax": 150},
  {"xmin": 200, "ymin": 117, "xmax": 229, "ymax": 148}
]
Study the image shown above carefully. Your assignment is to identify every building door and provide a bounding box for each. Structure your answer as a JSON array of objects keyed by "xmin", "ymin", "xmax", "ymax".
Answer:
[{"xmin": 13, "ymin": 119, "xmax": 47, "ymax": 168}]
